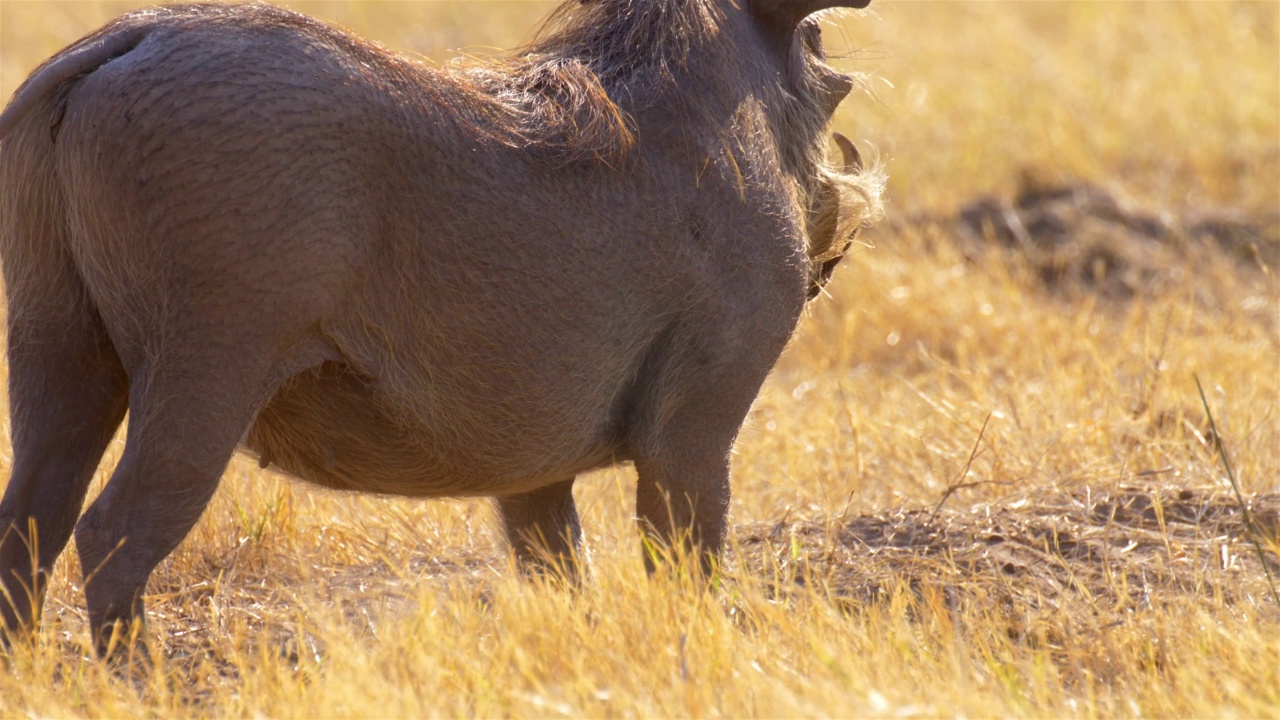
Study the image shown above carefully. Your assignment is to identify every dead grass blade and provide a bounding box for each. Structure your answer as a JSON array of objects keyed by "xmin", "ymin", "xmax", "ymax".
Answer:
[{"xmin": 1195, "ymin": 374, "xmax": 1280, "ymax": 607}]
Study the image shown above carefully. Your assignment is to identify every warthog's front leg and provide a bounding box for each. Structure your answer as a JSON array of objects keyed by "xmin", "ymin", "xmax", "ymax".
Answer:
[
  {"xmin": 626, "ymin": 313, "xmax": 793, "ymax": 578},
  {"xmin": 495, "ymin": 478, "xmax": 583, "ymax": 581},
  {"xmin": 634, "ymin": 453, "xmax": 731, "ymax": 578},
  {"xmin": 629, "ymin": 361, "xmax": 761, "ymax": 578}
]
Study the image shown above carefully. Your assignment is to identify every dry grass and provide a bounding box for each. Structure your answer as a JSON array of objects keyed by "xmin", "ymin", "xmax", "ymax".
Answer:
[{"xmin": 1, "ymin": 1, "xmax": 1278, "ymax": 717}]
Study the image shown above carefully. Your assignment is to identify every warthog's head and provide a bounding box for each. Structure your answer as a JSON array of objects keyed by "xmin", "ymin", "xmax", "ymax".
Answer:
[
  {"xmin": 783, "ymin": 9, "xmax": 887, "ymax": 299},
  {"xmin": 746, "ymin": 0, "xmax": 887, "ymax": 300},
  {"xmin": 808, "ymin": 130, "xmax": 880, "ymax": 298}
]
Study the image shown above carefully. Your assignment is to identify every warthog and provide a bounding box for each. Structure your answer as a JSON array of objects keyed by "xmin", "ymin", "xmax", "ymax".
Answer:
[{"xmin": 0, "ymin": 0, "xmax": 883, "ymax": 651}]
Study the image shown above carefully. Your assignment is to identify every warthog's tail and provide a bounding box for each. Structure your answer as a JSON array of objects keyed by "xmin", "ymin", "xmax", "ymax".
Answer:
[{"xmin": 0, "ymin": 25, "xmax": 150, "ymax": 142}]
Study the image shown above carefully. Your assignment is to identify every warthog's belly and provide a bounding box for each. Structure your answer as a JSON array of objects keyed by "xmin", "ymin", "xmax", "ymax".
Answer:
[{"xmin": 243, "ymin": 361, "xmax": 596, "ymax": 497}]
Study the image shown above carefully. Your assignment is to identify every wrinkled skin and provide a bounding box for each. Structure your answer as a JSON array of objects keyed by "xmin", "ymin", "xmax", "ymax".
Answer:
[{"xmin": 0, "ymin": 0, "xmax": 882, "ymax": 653}]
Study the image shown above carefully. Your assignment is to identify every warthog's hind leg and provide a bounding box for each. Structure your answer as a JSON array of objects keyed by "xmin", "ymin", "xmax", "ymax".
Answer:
[
  {"xmin": 0, "ymin": 281, "xmax": 129, "ymax": 642},
  {"xmin": 72, "ymin": 350, "xmax": 276, "ymax": 656},
  {"xmin": 495, "ymin": 478, "xmax": 583, "ymax": 581}
]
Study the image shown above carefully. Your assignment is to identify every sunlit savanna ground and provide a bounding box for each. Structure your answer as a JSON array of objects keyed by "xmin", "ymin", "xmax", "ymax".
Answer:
[{"xmin": 1, "ymin": 1, "xmax": 1277, "ymax": 716}]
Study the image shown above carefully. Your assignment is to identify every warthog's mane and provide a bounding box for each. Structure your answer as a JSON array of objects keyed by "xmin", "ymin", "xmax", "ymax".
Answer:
[
  {"xmin": 445, "ymin": 0, "xmax": 730, "ymax": 166},
  {"xmin": 452, "ymin": 0, "xmax": 884, "ymax": 255}
]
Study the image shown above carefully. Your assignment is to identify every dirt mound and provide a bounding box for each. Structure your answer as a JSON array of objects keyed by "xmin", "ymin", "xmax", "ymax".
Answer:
[
  {"xmin": 914, "ymin": 174, "xmax": 1278, "ymax": 300},
  {"xmin": 735, "ymin": 484, "xmax": 1279, "ymax": 625}
]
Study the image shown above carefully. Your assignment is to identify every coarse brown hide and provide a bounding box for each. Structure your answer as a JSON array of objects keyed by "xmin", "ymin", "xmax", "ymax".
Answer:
[{"xmin": 0, "ymin": 0, "xmax": 883, "ymax": 652}]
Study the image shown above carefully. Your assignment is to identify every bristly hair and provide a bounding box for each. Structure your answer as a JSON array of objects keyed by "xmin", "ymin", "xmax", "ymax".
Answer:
[
  {"xmin": 447, "ymin": 0, "xmax": 726, "ymax": 166},
  {"xmin": 525, "ymin": 0, "xmax": 724, "ymax": 97},
  {"xmin": 445, "ymin": 0, "xmax": 884, "ymax": 261},
  {"xmin": 450, "ymin": 56, "xmax": 637, "ymax": 167}
]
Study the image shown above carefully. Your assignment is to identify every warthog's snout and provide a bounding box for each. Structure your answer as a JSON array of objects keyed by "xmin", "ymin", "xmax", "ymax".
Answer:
[{"xmin": 0, "ymin": 0, "xmax": 884, "ymax": 653}]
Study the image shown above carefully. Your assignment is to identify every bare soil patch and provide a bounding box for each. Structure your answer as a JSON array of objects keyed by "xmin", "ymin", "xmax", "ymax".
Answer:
[{"xmin": 735, "ymin": 483, "xmax": 1279, "ymax": 623}]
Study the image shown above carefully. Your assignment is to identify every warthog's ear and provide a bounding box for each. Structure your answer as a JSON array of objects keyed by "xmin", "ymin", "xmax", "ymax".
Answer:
[{"xmin": 750, "ymin": 0, "xmax": 872, "ymax": 35}]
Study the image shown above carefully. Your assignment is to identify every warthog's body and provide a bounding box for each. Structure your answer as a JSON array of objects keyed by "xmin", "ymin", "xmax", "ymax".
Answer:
[{"xmin": 0, "ymin": 0, "xmax": 882, "ymax": 649}]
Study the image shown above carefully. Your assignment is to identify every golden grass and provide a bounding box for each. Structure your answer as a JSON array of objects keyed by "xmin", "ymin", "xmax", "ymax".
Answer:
[{"xmin": 1, "ymin": 1, "xmax": 1277, "ymax": 717}]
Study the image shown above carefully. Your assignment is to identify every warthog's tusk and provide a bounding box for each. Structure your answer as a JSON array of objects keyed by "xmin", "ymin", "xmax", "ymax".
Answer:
[{"xmin": 833, "ymin": 132, "xmax": 863, "ymax": 174}]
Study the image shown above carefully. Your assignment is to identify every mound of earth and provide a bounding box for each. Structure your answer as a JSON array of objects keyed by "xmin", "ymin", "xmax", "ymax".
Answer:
[{"xmin": 904, "ymin": 174, "xmax": 1279, "ymax": 301}]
